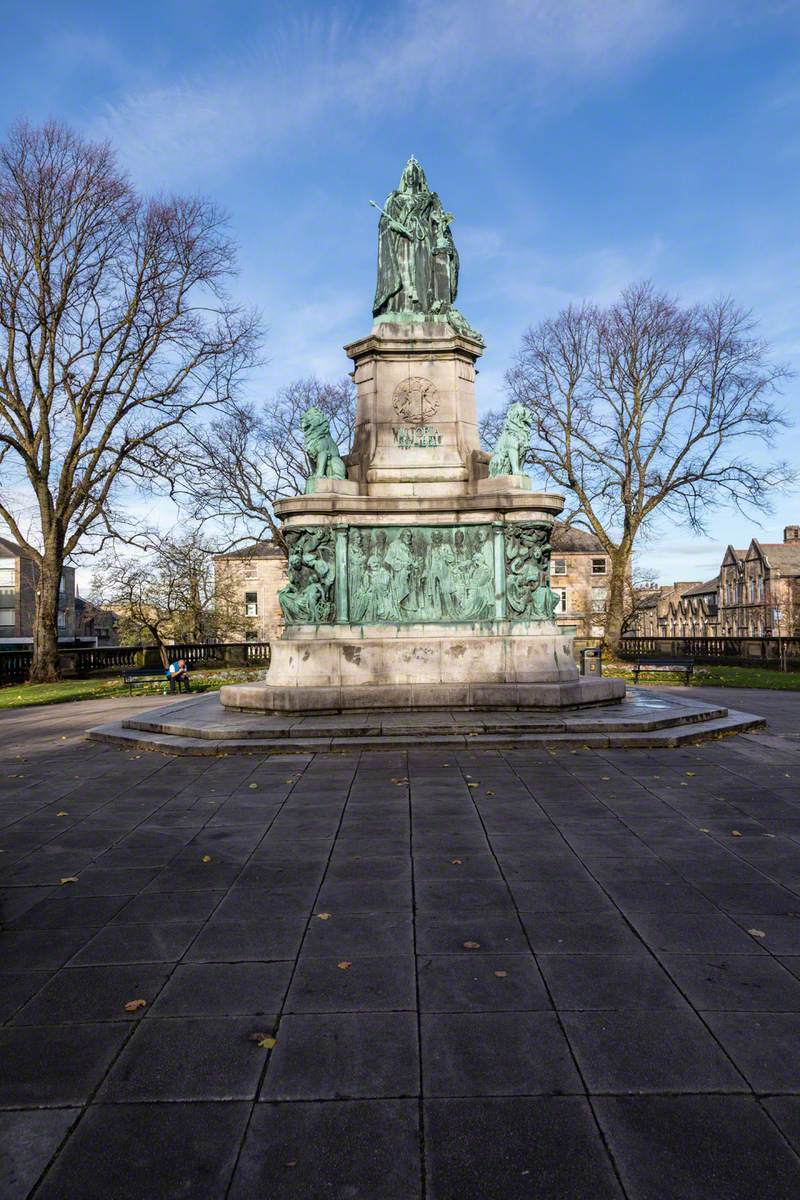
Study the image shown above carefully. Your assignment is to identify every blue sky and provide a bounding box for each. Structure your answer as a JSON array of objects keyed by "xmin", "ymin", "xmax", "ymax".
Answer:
[{"xmin": 2, "ymin": 0, "xmax": 799, "ymax": 584}]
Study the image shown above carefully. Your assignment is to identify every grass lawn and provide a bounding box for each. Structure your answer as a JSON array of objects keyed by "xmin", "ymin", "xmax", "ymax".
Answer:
[
  {"xmin": 0, "ymin": 667, "xmax": 265, "ymax": 710},
  {"xmin": 608, "ymin": 662, "xmax": 800, "ymax": 690}
]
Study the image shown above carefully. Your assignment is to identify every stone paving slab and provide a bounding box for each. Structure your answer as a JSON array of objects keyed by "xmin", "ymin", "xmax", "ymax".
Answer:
[{"xmin": 0, "ymin": 688, "xmax": 799, "ymax": 1196}]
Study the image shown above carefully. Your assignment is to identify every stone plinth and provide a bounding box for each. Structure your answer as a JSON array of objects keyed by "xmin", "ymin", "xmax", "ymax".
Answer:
[
  {"xmin": 345, "ymin": 322, "xmax": 483, "ymax": 495},
  {"xmin": 474, "ymin": 474, "xmax": 532, "ymax": 494}
]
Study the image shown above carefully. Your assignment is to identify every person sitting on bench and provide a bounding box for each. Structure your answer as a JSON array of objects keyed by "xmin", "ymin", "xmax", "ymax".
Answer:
[{"xmin": 166, "ymin": 658, "xmax": 191, "ymax": 693}]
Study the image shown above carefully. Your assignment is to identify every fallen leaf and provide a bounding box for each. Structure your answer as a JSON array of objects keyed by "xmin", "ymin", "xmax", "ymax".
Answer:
[
  {"xmin": 249, "ymin": 1032, "xmax": 277, "ymax": 1048},
  {"xmin": 494, "ymin": 970, "xmax": 508, "ymax": 978},
  {"xmin": 337, "ymin": 961, "xmax": 352, "ymax": 970},
  {"xmin": 731, "ymin": 830, "xmax": 742, "ymax": 837},
  {"xmin": 57, "ymin": 811, "xmax": 68, "ymax": 817},
  {"xmin": 601, "ymin": 776, "xmax": 610, "ymax": 781},
  {"xmin": 451, "ymin": 859, "xmax": 463, "ymax": 865},
  {"xmin": 467, "ymin": 782, "xmax": 479, "ymax": 788},
  {"xmin": 699, "ymin": 828, "xmax": 711, "ymax": 833},
  {"xmin": 284, "ymin": 1161, "xmax": 297, "ymax": 1168},
  {"xmin": 747, "ymin": 928, "xmax": 767, "ymax": 939},
  {"xmin": 316, "ymin": 912, "xmax": 331, "ymax": 920},
  {"xmin": 248, "ymin": 783, "xmax": 258, "ymax": 790},
  {"xmin": 124, "ymin": 999, "xmax": 147, "ymax": 1012},
  {"xmin": 485, "ymin": 790, "xmax": 495, "ymax": 796},
  {"xmin": 686, "ymin": 771, "xmax": 696, "ymax": 777},
  {"xmin": 59, "ymin": 876, "xmax": 79, "ymax": 884},
  {"xmin": 463, "ymin": 941, "xmax": 481, "ymax": 950},
  {"xmin": 201, "ymin": 855, "xmax": 212, "ymax": 862}
]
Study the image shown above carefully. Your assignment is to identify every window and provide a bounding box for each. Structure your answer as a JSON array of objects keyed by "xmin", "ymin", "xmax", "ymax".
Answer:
[
  {"xmin": 591, "ymin": 558, "xmax": 607, "ymax": 575},
  {"xmin": 245, "ymin": 591, "xmax": 258, "ymax": 617},
  {"xmin": 748, "ymin": 579, "xmax": 755, "ymax": 603},
  {"xmin": 57, "ymin": 611, "xmax": 66, "ymax": 629},
  {"xmin": 552, "ymin": 558, "xmax": 567, "ymax": 576},
  {"xmin": 245, "ymin": 630, "xmax": 258, "ymax": 641},
  {"xmin": 554, "ymin": 588, "xmax": 568, "ymax": 614},
  {"xmin": 0, "ymin": 558, "xmax": 14, "ymax": 588},
  {"xmin": 0, "ymin": 608, "xmax": 14, "ymax": 627},
  {"xmin": 591, "ymin": 586, "xmax": 608, "ymax": 612}
]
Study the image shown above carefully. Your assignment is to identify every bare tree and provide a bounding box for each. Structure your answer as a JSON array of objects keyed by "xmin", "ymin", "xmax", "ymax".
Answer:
[
  {"xmin": 180, "ymin": 376, "xmax": 355, "ymax": 551},
  {"xmin": 0, "ymin": 121, "xmax": 259, "ymax": 680},
  {"xmin": 92, "ymin": 531, "xmax": 253, "ymax": 663},
  {"xmin": 503, "ymin": 282, "xmax": 791, "ymax": 652},
  {"xmin": 621, "ymin": 563, "xmax": 661, "ymax": 638}
]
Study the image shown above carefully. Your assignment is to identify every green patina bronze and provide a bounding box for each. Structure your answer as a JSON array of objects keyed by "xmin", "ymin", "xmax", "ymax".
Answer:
[
  {"xmin": 278, "ymin": 527, "xmax": 336, "ymax": 623},
  {"xmin": 301, "ymin": 406, "xmax": 347, "ymax": 494},
  {"xmin": 505, "ymin": 523, "xmax": 558, "ymax": 621},
  {"xmin": 348, "ymin": 525, "xmax": 495, "ymax": 623},
  {"xmin": 488, "ymin": 403, "xmax": 533, "ymax": 477},
  {"xmin": 278, "ymin": 521, "xmax": 558, "ymax": 626},
  {"xmin": 371, "ymin": 157, "xmax": 483, "ymax": 343}
]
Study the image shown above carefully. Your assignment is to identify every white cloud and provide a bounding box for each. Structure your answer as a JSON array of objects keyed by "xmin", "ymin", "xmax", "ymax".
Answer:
[{"xmin": 90, "ymin": 0, "xmax": 694, "ymax": 186}]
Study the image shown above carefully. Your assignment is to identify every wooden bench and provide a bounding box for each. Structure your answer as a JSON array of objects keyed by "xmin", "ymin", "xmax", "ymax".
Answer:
[
  {"xmin": 122, "ymin": 667, "xmax": 170, "ymax": 696},
  {"xmin": 632, "ymin": 657, "xmax": 694, "ymax": 686}
]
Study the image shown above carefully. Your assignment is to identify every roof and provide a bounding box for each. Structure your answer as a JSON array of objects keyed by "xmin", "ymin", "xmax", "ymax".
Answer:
[
  {"xmin": 681, "ymin": 576, "xmax": 720, "ymax": 597},
  {"xmin": 550, "ymin": 523, "xmax": 604, "ymax": 553},
  {"xmin": 213, "ymin": 541, "xmax": 284, "ymax": 561},
  {"xmin": 752, "ymin": 543, "xmax": 800, "ymax": 574}
]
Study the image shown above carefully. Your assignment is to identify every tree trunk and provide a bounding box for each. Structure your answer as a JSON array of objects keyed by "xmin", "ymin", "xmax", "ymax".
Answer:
[
  {"xmin": 603, "ymin": 549, "xmax": 631, "ymax": 658},
  {"xmin": 30, "ymin": 554, "xmax": 63, "ymax": 683}
]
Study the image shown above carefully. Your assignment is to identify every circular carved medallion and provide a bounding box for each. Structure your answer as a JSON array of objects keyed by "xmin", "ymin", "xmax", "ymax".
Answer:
[{"xmin": 392, "ymin": 377, "xmax": 439, "ymax": 424}]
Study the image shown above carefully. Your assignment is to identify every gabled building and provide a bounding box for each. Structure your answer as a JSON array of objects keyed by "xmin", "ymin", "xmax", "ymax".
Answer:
[
  {"xmin": 719, "ymin": 528, "xmax": 800, "ymax": 636},
  {"xmin": 632, "ymin": 581, "xmax": 704, "ymax": 637}
]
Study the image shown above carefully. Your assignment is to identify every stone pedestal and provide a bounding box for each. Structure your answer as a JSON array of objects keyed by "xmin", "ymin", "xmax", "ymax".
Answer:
[{"xmin": 220, "ymin": 319, "xmax": 625, "ymax": 715}]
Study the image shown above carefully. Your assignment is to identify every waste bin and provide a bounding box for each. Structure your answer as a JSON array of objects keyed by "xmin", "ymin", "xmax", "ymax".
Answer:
[{"xmin": 580, "ymin": 647, "xmax": 602, "ymax": 677}]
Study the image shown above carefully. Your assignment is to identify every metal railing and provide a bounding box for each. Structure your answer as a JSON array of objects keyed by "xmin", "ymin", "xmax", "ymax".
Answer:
[
  {"xmin": 618, "ymin": 636, "xmax": 800, "ymax": 669},
  {"xmin": 0, "ymin": 641, "xmax": 271, "ymax": 684}
]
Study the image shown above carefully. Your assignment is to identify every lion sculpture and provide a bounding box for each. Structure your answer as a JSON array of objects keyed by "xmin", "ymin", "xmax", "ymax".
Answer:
[
  {"xmin": 300, "ymin": 406, "xmax": 347, "ymax": 494},
  {"xmin": 488, "ymin": 403, "xmax": 532, "ymax": 477}
]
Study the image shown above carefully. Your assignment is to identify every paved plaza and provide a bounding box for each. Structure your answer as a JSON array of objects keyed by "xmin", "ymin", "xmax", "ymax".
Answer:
[{"xmin": 1, "ymin": 688, "xmax": 800, "ymax": 1198}]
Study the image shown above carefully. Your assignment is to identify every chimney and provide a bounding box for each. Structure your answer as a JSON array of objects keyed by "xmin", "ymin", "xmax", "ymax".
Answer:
[{"xmin": 784, "ymin": 526, "xmax": 800, "ymax": 543}]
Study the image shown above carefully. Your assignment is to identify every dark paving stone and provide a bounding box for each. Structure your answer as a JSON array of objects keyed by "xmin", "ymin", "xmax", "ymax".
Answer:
[
  {"xmin": 424, "ymin": 1097, "xmax": 623, "ymax": 1200},
  {"xmin": 285, "ymin": 955, "xmax": 416, "ymax": 1012},
  {"xmin": 68, "ymin": 921, "xmax": 203, "ymax": 965},
  {"xmin": 415, "ymin": 913, "xmax": 529, "ymax": 955},
  {"xmin": 315, "ymin": 878, "xmax": 413, "ymax": 911},
  {"xmin": 519, "ymin": 910, "xmax": 644, "ymax": 954},
  {"xmin": 537, "ymin": 954, "xmax": 688, "ymax": 1010},
  {"xmin": 33, "ymin": 1102, "xmax": 250, "ymax": 1200},
  {"xmin": 702, "ymin": 1012, "xmax": 800, "ymax": 1092},
  {"xmin": 659, "ymin": 953, "xmax": 800, "ymax": 1010},
  {"xmin": 764, "ymin": 1098, "xmax": 800, "ymax": 1155},
  {"xmin": 261, "ymin": 1012, "xmax": 419, "ymax": 1100},
  {"xmin": 229, "ymin": 1099, "xmax": 422, "ymax": 1199},
  {"xmin": 149, "ymin": 961, "xmax": 292, "ymax": 1017},
  {"xmin": 601, "ymin": 879, "xmax": 717, "ymax": 914},
  {"xmin": 184, "ymin": 918, "xmax": 307, "ymax": 962},
  {"xmin": 301, "ymin": 912, "xmax": 414, "ymax": 957},
  {"xmin": 0, "ymin": 1022, "xmax": 128, "ymax": 1106},
  {"xmin": 421, "ymin": 1011, "xmax": 582, "ymax": 1097},
  {"xmin": 595, "ymin": 1095, "xmax": 800, "ymax": 1200},
  {"xmin": 211, "ymin": 884, "xmax": 315, "ymax": 918},
  {"xmin": 325, "ymin": 856, "xmax": 411, "ymax": 883},
  {"xmin": 109, "ymin": 890, "xmax": 224, "ymax": 924},
  {"xmin": 4, "ymin": 894, "xmax": 132, "ymax": 929},
  {"xmin": 0, "ymin": 970, "xmax": 50, "ymax": 1022},
  {"xmin": 0, "ymin": 1108, "xmax": 78, "ymax": 1198},
  {"xmin": 731, "ymin": 914, "xmax": 800, "ymax": 953},
  {"xmin": 626, "ymin": 910, "xmax": 769, "ymax": 954},
  {"xmin": 562, "ymin": 1009, "xmax": 747, "ymax": 1093},
  {"xmin": 507, "ymin": 877, "xmax": 614, "ymax": 911},
  {"xmin": 61, "ymin": 866, "xmax": 160, "ymax": 895},
  {"xmin": 417, "ymin": 954, "xmax": 551, "ymax": 1012},
  {"xmin": 142, "ymin": 862, "xmax": 242, "ymax": 892},
  {"xmin": 98, "ymin": 1016, "xmax": 266, "ymax": 1101},
  {"xmin": 412, "ymin": 853, "xmax": 501, "ymax": 880},
  {"xmin": 0, "ymin": 928, "xmax": 97, "ymax": 970},
  {"xmin": 414, "ymin": 878, "xmax": 515, "ymax": 913},
  {"xmin": 13, "ymin": 964, "xmax": 171, "ymax": 1025}
]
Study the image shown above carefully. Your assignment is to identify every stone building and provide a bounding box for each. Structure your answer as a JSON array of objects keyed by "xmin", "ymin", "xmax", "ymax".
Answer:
[
  {"xmin": 0, "ymin": 536, "xmax": 77, "ymax": 645},
  {"xmin": 627, "ymin": 525, "xmax": 800, "ymax": 638},
  {"xmin": 718, "ymin": 527, "xmax": 800, "ymax": 636},
  {"xmin": 213, "ymin": 542, "xmax": 287, "ymax": 642},
  {"xmin": 75, "ymin": 597, "xmax": 119, "ymax": 645},
  {"xmin": 549, "ymin": 525, "xmax": 614, "ymax": 636}
]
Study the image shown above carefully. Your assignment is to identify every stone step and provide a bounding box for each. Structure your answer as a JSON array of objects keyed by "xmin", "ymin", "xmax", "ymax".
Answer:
[{"xmin": 88, "ymin": 706, "xmax": 764, "ymax": 756}]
